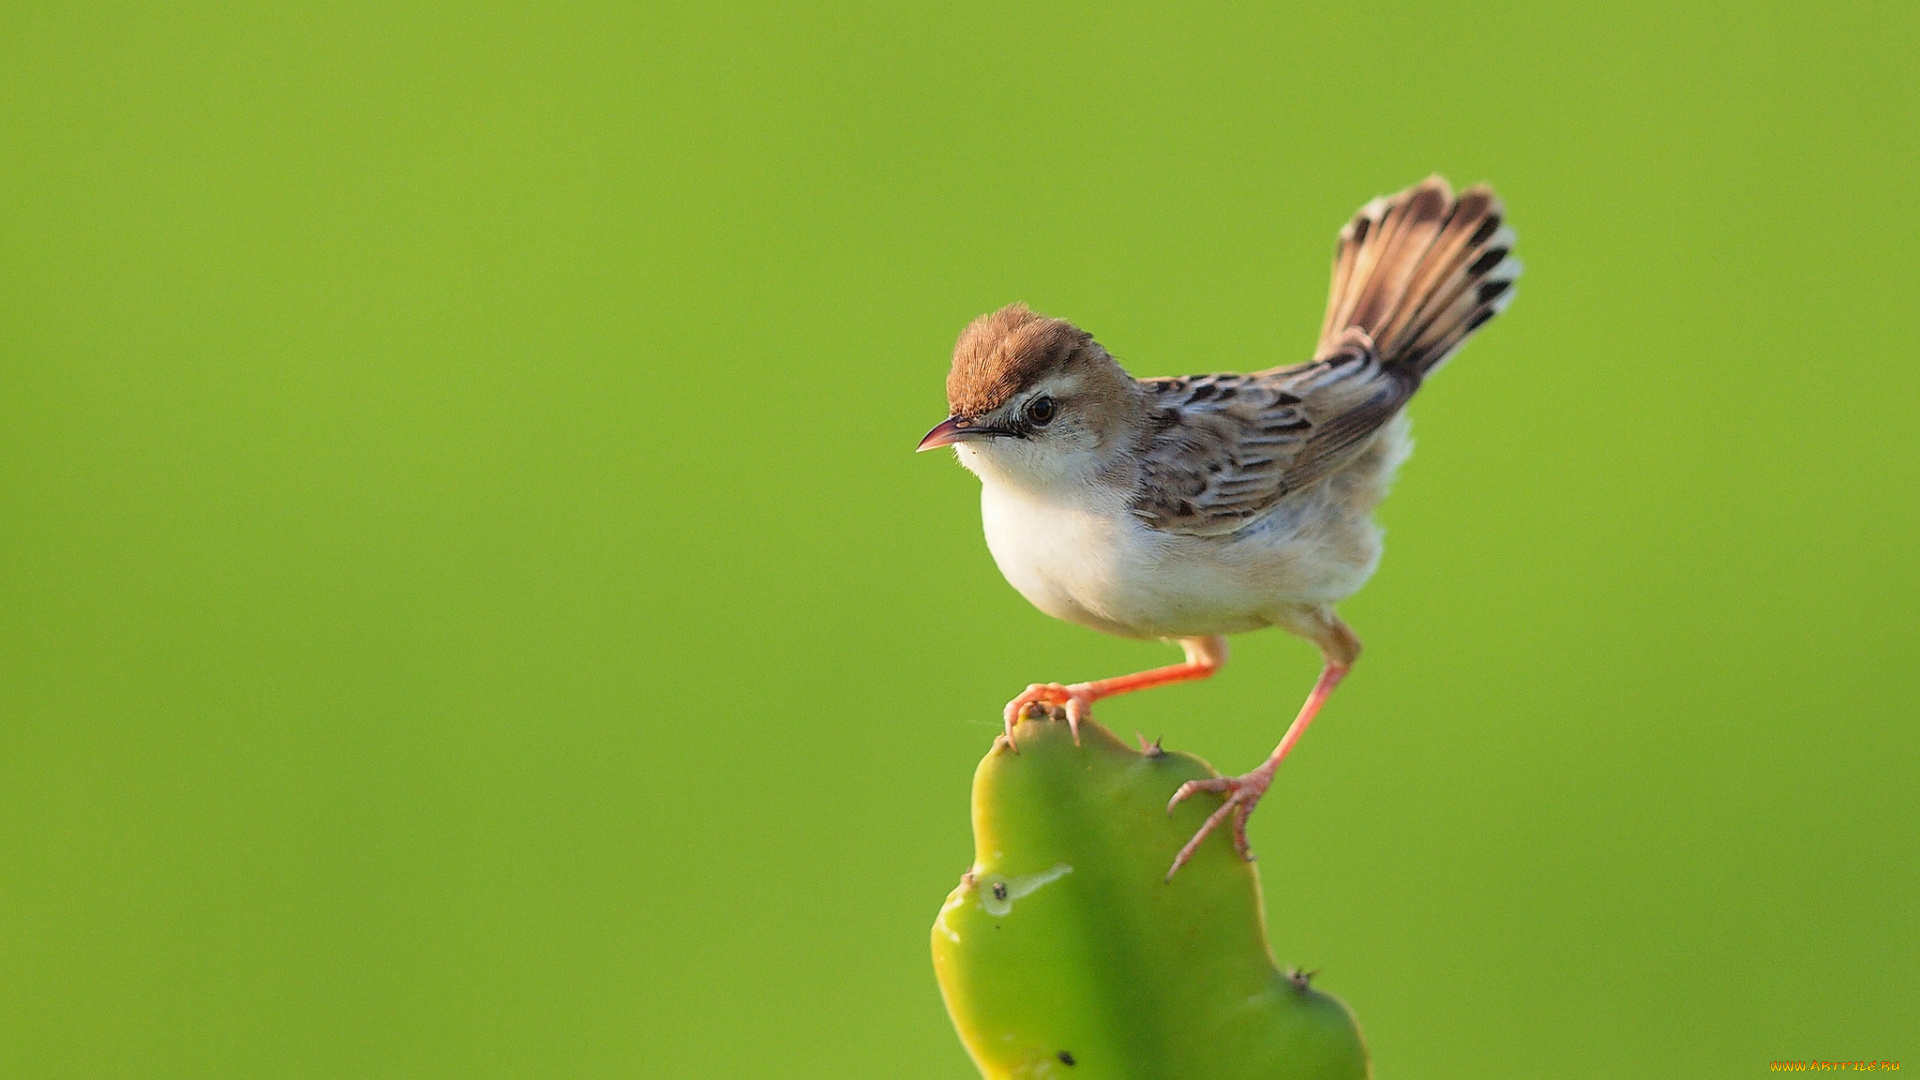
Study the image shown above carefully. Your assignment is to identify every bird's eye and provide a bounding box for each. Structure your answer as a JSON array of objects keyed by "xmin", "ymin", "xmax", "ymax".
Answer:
[{"xmin": 1025, "ymin": 395, "xmax": 1056, "ymax": 425}]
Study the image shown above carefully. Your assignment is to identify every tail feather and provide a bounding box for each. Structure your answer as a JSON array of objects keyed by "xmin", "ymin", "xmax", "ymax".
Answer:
[{"xmin": 1316, "ymin": 176, "xmax": 1519, "ymax": 375}]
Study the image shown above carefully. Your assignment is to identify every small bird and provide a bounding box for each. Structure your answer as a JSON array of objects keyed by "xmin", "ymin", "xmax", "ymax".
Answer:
[{"xmin": 917, "ymin": 177, "xmax": 1519, "ymax": 878}]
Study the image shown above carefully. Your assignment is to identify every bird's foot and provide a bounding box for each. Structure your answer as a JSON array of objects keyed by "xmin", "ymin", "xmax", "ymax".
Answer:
[
  {"xmin": 1164, "ymin": 764, "xmax": 1275, "ymax": 880},
  {"xmin": 1001, "ymin": 683, "xmax": 1095, "ymax": 748}
]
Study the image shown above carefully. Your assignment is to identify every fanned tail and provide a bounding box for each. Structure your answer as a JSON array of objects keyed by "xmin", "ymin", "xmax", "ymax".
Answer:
[{"xmin": 1317, "ymin": 176, "xmax": 1519, "ymax": 375}]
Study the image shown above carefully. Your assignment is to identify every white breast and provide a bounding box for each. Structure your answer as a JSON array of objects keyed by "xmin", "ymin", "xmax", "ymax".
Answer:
[
  {"xmin": 979, "ymin": 481, "xmax": 1143, "ymax": 637},
  {"xmin": 978, "ymin": 481, "xmax": 1286, "ymax": 640},
  {"xmin": 957, "ymin": 414, "xmax": 1404, "ymax": 641}
]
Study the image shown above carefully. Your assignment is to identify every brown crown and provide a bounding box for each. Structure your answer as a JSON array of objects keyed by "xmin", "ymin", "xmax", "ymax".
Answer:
[{"xmin": 946, "ymin": 304, "xmax": 1094, "ymax": 418}]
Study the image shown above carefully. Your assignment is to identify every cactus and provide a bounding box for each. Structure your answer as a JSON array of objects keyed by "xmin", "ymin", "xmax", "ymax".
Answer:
[{"xmin": 932, "ymin": 711, "xmax": 1370, "ymax": 1080}]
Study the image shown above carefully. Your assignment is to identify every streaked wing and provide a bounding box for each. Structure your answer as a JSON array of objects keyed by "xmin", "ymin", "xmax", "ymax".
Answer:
[{"xmin": 1128, "ymin": 330, "xmax": 1416, "ymax": 536}]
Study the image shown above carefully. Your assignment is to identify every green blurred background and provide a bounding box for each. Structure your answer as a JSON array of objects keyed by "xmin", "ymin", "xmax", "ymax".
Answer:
[{"xmin": 3, "ymin": 2, "xmax": 1914, "ymax": 1076}]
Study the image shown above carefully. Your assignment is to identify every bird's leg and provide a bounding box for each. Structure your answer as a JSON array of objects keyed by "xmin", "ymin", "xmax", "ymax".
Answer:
[
  {"xmin": 1165, "ymin": 615, "xmax": 1360, "ymax": 880},
  {"xmin": 1003, "ymin": 636, "xmax": 1227, "ymax": 748}
]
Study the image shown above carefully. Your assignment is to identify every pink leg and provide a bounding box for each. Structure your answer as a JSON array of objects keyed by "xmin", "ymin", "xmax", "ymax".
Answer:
[
  {"xmin": 1165, "ymin": 660, "xmax": 1349, "ymax": 880},
  {"xmin": 1003, "ymin": 636, "xmax": 1228, "ymax": 749}
]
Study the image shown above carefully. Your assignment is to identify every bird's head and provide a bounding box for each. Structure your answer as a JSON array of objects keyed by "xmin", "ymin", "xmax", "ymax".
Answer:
[{"xmin": 917, "ymin": 304, "xmax": 1139, "ymax": 493}]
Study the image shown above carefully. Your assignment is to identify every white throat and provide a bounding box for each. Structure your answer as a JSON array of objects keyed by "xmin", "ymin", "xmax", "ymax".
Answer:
[{"xmin": 954, "ymin": 437, "xmax": 1119, "ymax": 505}]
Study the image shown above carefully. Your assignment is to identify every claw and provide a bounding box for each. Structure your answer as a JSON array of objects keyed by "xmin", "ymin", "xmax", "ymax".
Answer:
[
  {"xmin": 1001, "ymin": 682, "xmax": 1095, "ymax": 747},
  {"xmin": 1164, "ymin": 767, "xmax": 1274, "ymax": 881},
  {"xmin": 1062, "ymin": 696, "xmax": 1087, "ymax": 745}
]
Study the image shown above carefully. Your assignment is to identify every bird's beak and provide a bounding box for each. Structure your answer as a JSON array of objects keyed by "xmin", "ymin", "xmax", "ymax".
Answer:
[{"xmin": 917, "ymin": 415, "xmax": 986, "ymax": 452}]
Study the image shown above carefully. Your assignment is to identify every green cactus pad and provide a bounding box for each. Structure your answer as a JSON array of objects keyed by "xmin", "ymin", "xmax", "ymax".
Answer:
[{"xmin": 932, "ymin": 712, "xmax": 1370, "ymax": 1080}]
